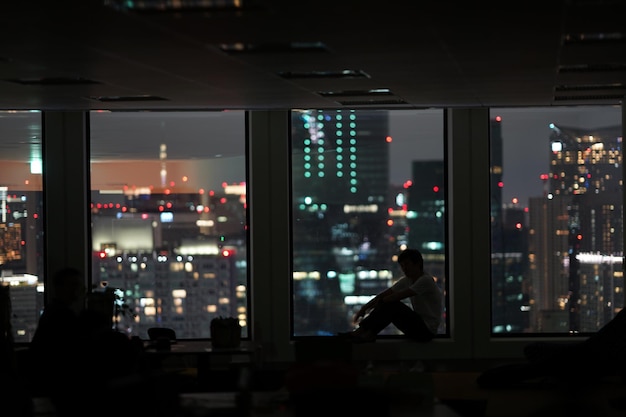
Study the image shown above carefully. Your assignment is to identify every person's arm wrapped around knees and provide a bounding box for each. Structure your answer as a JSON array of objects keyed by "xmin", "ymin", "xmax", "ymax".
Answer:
[{"xmin": 353, "ymin": 291, "xmax": 390, "ymax": 325}]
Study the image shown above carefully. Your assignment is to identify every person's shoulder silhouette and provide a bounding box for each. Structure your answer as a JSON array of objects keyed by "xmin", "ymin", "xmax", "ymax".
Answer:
[
  {"xmin": 31, "ymin": 267, "xmax": 89, "ymax": 350},
  {"xmin": 28, "ymin": 268, "xmax": 92, "ymax": 406}
]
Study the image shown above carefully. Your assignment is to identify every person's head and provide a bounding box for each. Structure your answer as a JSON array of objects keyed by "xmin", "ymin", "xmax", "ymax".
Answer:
[
  {"xmin": 49, "ymin": 267, "xmax": 86, "ymax": 311},
  {"xmin": 397, "ymin": 248, "xmax": 424, "ymax": 276}
]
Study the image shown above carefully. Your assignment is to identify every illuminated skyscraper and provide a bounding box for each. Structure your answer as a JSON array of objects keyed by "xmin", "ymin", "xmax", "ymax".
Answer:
[
  {"xmin": 532, "ymin": 123, "xmax": 623, "ymax": 331},
  {"xmin": 290, "ymin": 110, "xmax": 393, "ymax": 335}
]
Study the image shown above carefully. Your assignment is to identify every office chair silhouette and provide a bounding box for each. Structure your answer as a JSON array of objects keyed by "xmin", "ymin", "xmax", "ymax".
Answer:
[{"xmin": 147, "ymin": 327, "xmax": 176, "ymax": 343}]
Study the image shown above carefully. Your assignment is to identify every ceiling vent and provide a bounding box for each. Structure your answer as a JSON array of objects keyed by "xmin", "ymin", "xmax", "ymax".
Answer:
[
  {"xmin": 554, "ymin": 94, "xmax": 624, "ymax": 102},
  {"xmin": 555, "ymin": 83, "xmax": 625, "ymax": 93},
  {"xmin": 337, "ymin": 98, "xmax": 408, "ymax": 106},
  {"xmin": 563, "ymin": 32, "xmax": 624, "ymax": 45},
  {"xmin": 558, "ymin": 63, "xmax": 626, "ymax": 74},
  {"xmin": 7, "ymin": 77, "xmax": 100, "ymax": 85},
  {"xmin": 278, "ymin": 70, "xmax": 370, "ymax": 79},
  {"xmin": 104, "ymin": 0, "xmax": 262, "ymax": 12},
  {"xmin": 89, "ymin": 95, "xmax": 168, "ymax": 102},
  {"xmin": 220, "ymin": 42, "xmax": 328, "ymax": 54},
  {"xmin": 318, "ymin": 88, "xmax": 393, "ymax": 98}
]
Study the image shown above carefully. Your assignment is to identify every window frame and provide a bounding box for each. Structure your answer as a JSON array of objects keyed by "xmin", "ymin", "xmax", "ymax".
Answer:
[{"xmin": 36, "ymin": 107, "xmax": 618, "ymax": 361}]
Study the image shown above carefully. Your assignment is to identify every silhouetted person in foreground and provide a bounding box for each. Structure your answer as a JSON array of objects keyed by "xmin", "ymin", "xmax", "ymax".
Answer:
[
  {"xmin": 29, "ymin": 267, "xmax": 145, "ymax": 417},
  {"xmin": 338, "ymin": 248, "xmax": 442, "ymax": 343},
  {"xmin": 28, "ymin": 267, "xmax": 102, "ymax": 415}
]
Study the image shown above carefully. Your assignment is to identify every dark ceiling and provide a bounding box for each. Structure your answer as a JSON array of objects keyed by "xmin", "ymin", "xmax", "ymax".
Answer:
[{"xmin": 0, "ymin": 0, "xmax": 624, "ymax": 112}]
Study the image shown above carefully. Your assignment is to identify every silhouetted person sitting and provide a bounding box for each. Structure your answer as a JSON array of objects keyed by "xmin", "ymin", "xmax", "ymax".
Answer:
[
  {"xmin": 29, "ymin": 267, "xmax": 143, "ymax": 416},
  {"xmin": 338, "ymin": 248, "xmax": 443, "ymax": 343}
]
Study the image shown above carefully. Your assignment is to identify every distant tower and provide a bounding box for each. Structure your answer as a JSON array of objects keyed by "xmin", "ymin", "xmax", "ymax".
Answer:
[
  {"xmin": 160, "ymin": 143, "xmax": 167, "ymax": 187},
  {"xmin": 545, "ymin": 123, "xmax": 623, "ymax": 331}
]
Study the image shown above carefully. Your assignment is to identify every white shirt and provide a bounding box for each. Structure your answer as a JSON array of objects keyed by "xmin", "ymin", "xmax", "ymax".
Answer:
[{"xmin": 391, "ymin": 273, "xmax": 442, "ymax": 334}]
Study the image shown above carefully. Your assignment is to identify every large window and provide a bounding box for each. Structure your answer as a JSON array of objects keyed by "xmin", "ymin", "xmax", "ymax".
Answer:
[
  {"xmin": 490, "ymin": 106, "xmax": 623, "ymax": 335},
  {"xmin": 89, "ymin": 111, "xmax": 248, "ymax": 340},
  {"xmin": 290, "ymin": 109, "xmax": 446, "ymax": 337},
  {"xmin": 0, "ymin": 111, "xmax": 44, "ymax": 343}
]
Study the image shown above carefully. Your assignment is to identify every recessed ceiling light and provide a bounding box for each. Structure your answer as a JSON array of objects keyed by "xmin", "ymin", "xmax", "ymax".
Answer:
[
  {"xmin": 558, "ymin": 63, "xmax": 626, "ymax": 73},
  {"xmin": 337, "ymin": 98, "xmax": 408, "ymax": 106},
  {"xmin": 278, "ymin": 70, "xmax": 370, "ymax": 79},
  {"xmin": 89, "ymin": 95, "xmax": 168, "ymax": 102},
  {"xmin": 7, "ymin": 77, "xmax": 100, "ymax": 85},
  {"xmin": 555, "ymin": 83, "xmax": 625, "ymax": 92},
  {"xmin": 563, "ymin": 32, "xmax": 624, "ymax": 45},
  {"xmin": 104, "ymin": 0, "xmax": 251, "ymax": 11},
  {"xmin": 220, "ymin": 42, "xmax": 328, "ymax": 54},
  {"xmin": 318, "ymin": 89, "xmax": 392, "ymax": 97},
  {"xmin": 554, "ymin": 94, "xmax": 624, "ymax": 102}
]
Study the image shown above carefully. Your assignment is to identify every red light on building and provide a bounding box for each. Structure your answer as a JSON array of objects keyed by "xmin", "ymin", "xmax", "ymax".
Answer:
[
  {"xmin": 222, "ymin": 249, "xmax": 235, "ymax": 257},
  {"xmin": 498, "ymin": 181, "xmax": 504, "ymax": 188},
  {"xmin": 540, "ymin": 174, "xmax": 549, "ymax": 181},
  {"xmin": 387, "ymin": 219, "xmax": 394, "ymax": 226},
  {"xmin": 495, "ymin": 116, "xmax": 502, "ymax": 122},
  {"xmin": 515, "ymin": 223, "xmax": 522, "ymax": 229},
  {"xmin": 433, "ymin": 186, "xmax": 440, "ymax": 192},
  {"xmin": 21, "ymin": 240, "xmax": 25, "ymax": 246},
  {"xmin": 220, "ymin": 197, "xmax": 227, "ymax": 204},
  {"xmin": 385, "ymin": 136, "xmax": 393, "ymax": 143},
  {"xmin": 33, "ymin": 213, "xmax": 39, "ymax": 219},
  {"xmin": 577, "ymin": 234, "xmax": 583, "ymax": 240}
]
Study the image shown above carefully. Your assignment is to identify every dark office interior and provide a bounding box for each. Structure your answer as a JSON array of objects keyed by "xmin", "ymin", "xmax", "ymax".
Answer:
[{"xmin": 1, "ymin": 1, "xmax": 626, "ymax": 416}]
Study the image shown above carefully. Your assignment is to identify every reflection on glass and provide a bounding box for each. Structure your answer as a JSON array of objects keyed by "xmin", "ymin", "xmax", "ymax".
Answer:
[
  {"xmin": 89, "ymin": 111, "xmax": 248, "ymax": 339},
  {"xmin": 290, "ymin": 109, "xmax": 446, "ymax": 337},
  {"xmin": 490, "ymin": 106, "xmax": 623, "ymax": 334},
  {"xmin": 0, "ymin": 110, "xmax": 44, "ymax": 343}
]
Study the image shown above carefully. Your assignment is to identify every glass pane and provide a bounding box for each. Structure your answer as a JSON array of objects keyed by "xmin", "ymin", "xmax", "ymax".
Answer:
[
  {"xmin": 0, "ymin": 110, "xmax": 43, "ymax": 343},
  {"xmin": 291, "ymin": 109, "xmax": 446, "ymax": 337},
  {"xmin": 490, "ymin": 106, "xmax": 623, "ymax": 334},
  {"xmin": 90, "ymin": 111, "xmax": 248, "ymax": 339}
]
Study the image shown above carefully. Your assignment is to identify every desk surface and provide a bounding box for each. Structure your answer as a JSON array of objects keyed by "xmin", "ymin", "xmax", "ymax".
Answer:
[
  {"xmin": 144, "ymin": 340, "xmax": 257, "ymax": 354},
  {"xmin": 179, "ymin": 391, "xmax": 464, "ymax": 417}
]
